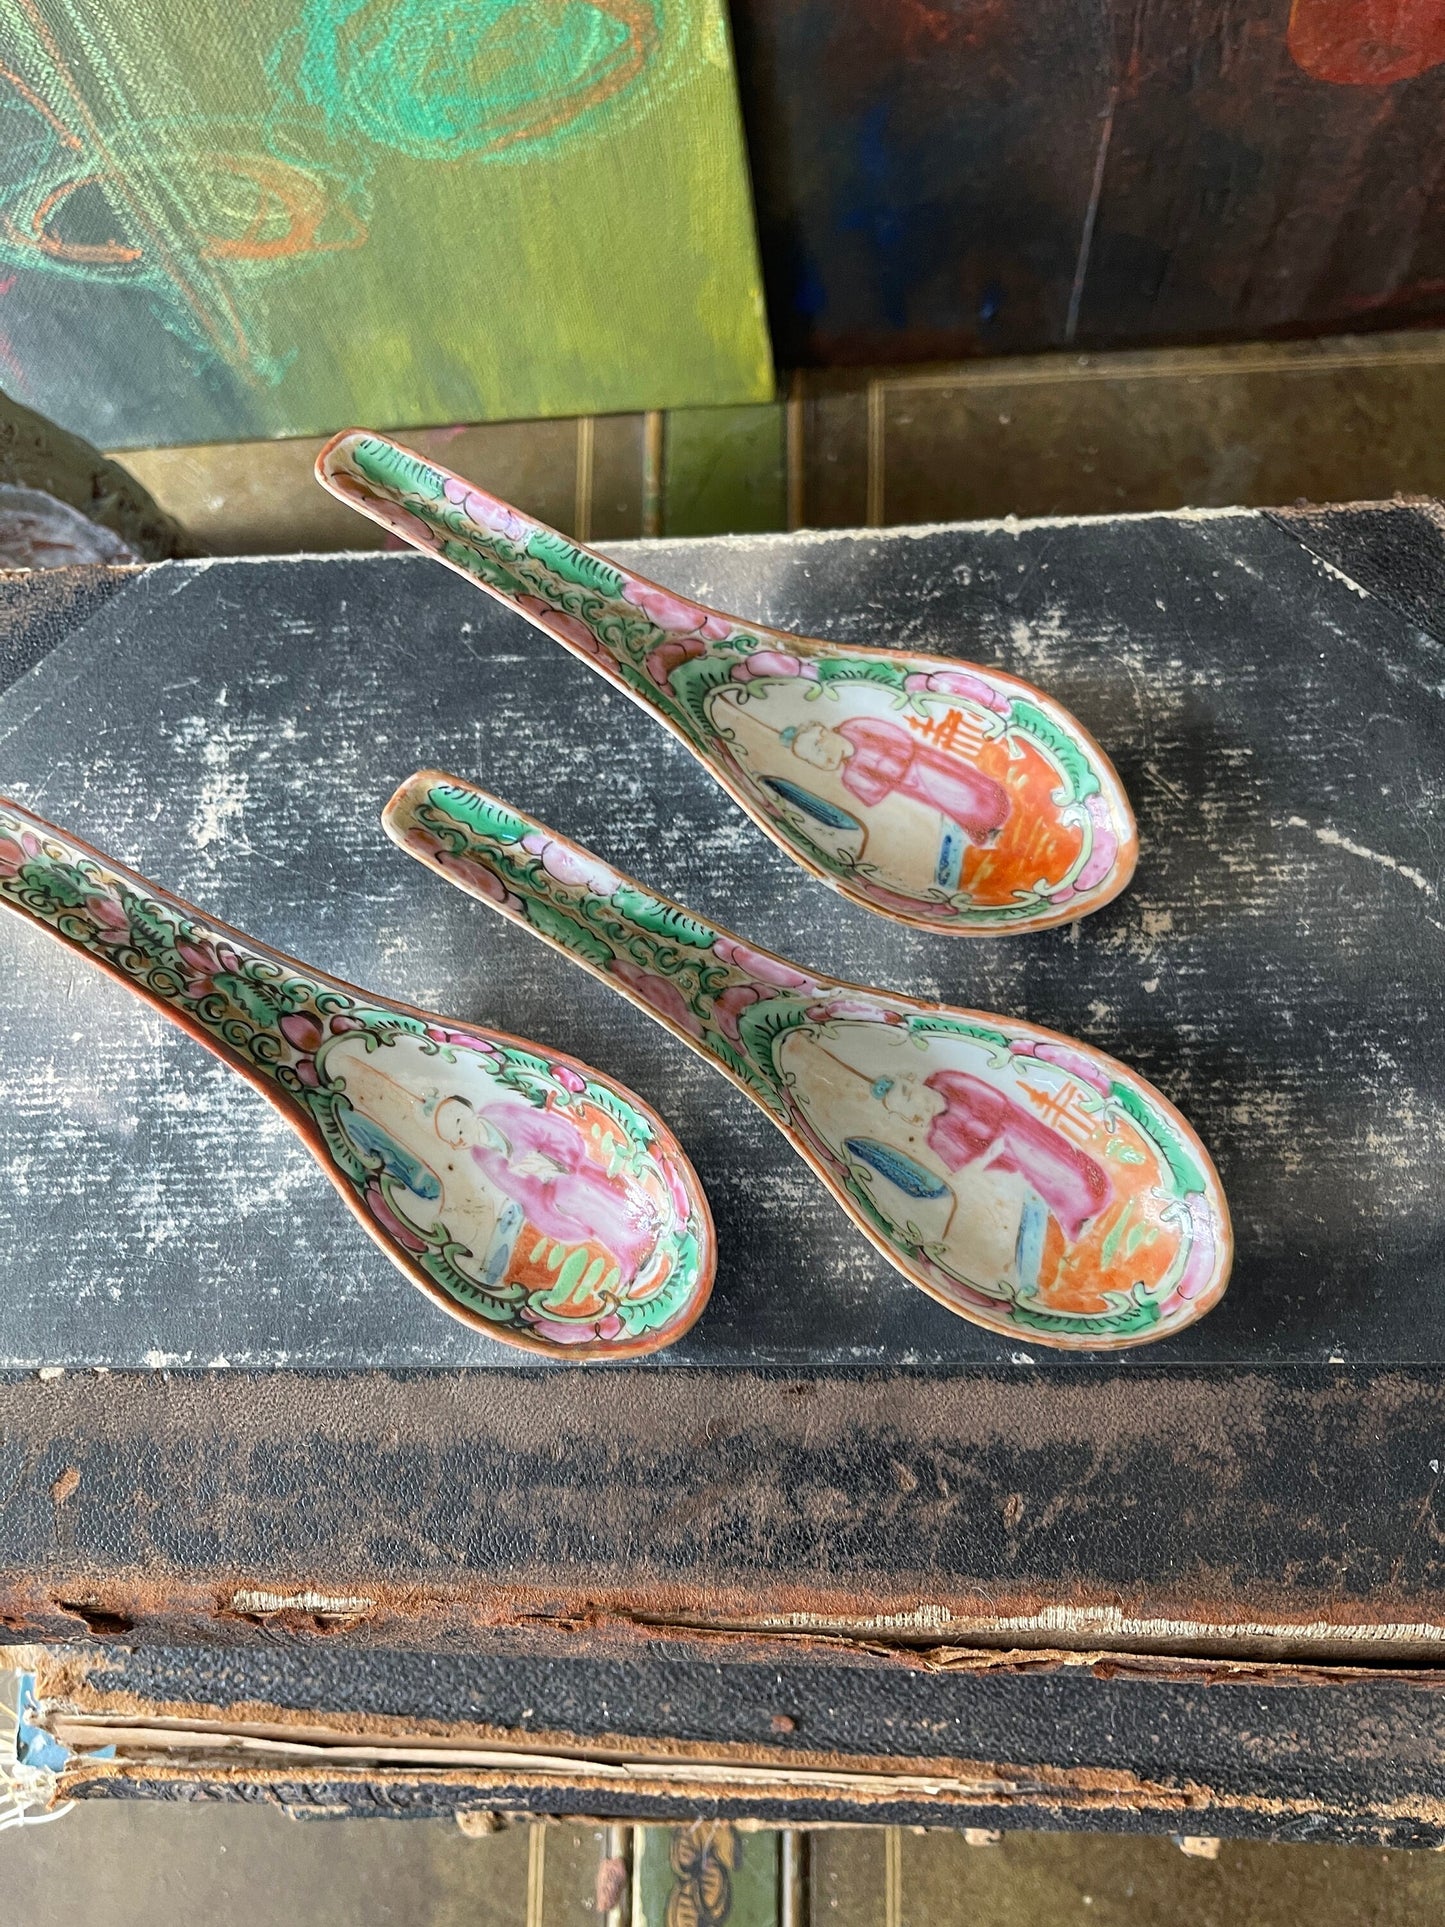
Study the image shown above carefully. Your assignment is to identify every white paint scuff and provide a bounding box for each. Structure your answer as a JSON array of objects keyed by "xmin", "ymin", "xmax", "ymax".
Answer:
[{"xmin": 1284, "ymin": 816, "xmax": 1434, "ymax": 895}]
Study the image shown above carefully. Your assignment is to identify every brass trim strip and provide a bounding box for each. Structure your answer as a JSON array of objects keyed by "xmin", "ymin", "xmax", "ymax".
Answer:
[
  {"xmin": 866, "ymin": 379, "xmax": 886, "ymax": 526},
  {"xmin": 641, "ymin": 410, "xmax": 664, "ymax": 537},
  {"xmin": 786, "ymin": 371, "xmax": 806, "ymax": 531},
  {"xmin": 574, "ymin": 416, "xmax": 595, "ymax": 543},
  {"xmin": 884, "ymin": 1826, "xmax": 903, "ymax": 1927}
]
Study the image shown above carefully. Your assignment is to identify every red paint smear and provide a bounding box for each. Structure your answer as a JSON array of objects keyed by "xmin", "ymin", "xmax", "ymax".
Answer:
[
  {"xmin": 898, "ymin": 0, "xmax": 953, "ymax": 50},
  {"xmin": 0, "ymin": 334, "xmax": 27, "ymax": 388},
  {"xmin": 0, "ymin": 272, "xmax": 28, "ymax": 390},
  {"xmin": 1288, "ymin": 0, "xmax": 1445, "ymax": 84}
]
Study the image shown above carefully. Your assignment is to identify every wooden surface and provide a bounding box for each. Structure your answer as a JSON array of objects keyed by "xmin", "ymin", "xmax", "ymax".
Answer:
[
  {"xmin": 0, "ymin": 510, "xmax": 1441, "ymax": 1366},
  {"xmin": 113, "ymin": 331, "xmax": 1445, "ymax": 551}
]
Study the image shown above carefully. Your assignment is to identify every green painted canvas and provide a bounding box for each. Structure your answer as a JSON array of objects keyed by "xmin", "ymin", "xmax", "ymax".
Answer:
[{"xmin": 0, "ymin": 0, "xmax": 773, "ymax": 446}]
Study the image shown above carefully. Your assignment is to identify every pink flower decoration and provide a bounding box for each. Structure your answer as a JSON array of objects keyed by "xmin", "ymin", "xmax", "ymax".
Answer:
[
  {"xmin": 552, "ymin": 1064, "xmax": 587, "ymax": 1095},
  {"xmin": 328, "ymin": 1015, "xmax": 364, "ymax": 1034},
  {"xmin": 1051, "ymin": 797, "xmax": 1120, "ymax": 904},
  {"xmin": 713, "ymin": 937, "xmax": 814, "ymax": 990},
  {"xmin": 517, "ymin": 594, "xmax": 611, "ymax": 664},
  {"xmin": 175, "ymin": 936, "xmax": 240, "ymax": 1000},
  {"xmin": 904, "ymin": 669, "xmax": 1011, "ymax": 714},
  {"xmin": 1076, "ymin": 795, "xmax": 1120, "ymax": 890},
  {"xmin": 1159, "ymin": 1194, "xmax": 1219, "ymax": 1315},
  {"xmin": 280, "ymin": 1011, "xmax": 324, "ymax": 1054},
  {"xmin": 610, "ymin": 959, "xmax": 704, "ymax": 1037},
  {"xmin": 1011, "ymin": 1039, "xmax": 1113, "ymax": 1098},
  {"xmin": 623, "ymin": 580, "xmax": 729, "ymax": 636},
  {"xmin": 364, "ymin": 1181, "xmax": 428, "ymax": 1253},
  {"xmin": 714, "ymin": 982, "xmax": 764, "ymax": 1041},
  {"xmin": 436, "ymin": 846, "xmax": 519, "ymax": 908},
  {"xmin": 0, "ymin": 838, "xmax": 23, "ymax": 877},
  {"xmin": 663, "ymin": 1159, "xmax": 692, "ymax": 1225},
  {"xmin": 177, "ymin": 938, "xmax": 240, "ymax": 979},
  {"xmin": 645, "ymin": 634, "xmax": 707, "ymax": 687},
  {"xmin": 424, "ymin": 1025, "xmax": 500, "ymax": 1056},
  {"xmin": 84, "ymin": 894, "xmax": 131, "ymax": 941},
  {"xmin": 443, "ymin": 477, "xmax": 529, "ymax": 541},
  {"xmin": 807, "ymin": 998, "xmax": 901, "ymax": 1025},
  {"xmin": 730, "ymin": 649, "xmax": 819, "ymax": 684},
  {"xmin": 295, "ymin": 1059, "xmax": 320, "ymax": 1088},
  {"xmin": 382, "ymin": 504, "xmax": 444, "ymax": 551},
  {"xmin": 521, "ymin": 831, "xmax": 622, "ymax": 897},
  {"xmin": 19, "ymin": 832, "xmax": 40, "ymax": 858}
]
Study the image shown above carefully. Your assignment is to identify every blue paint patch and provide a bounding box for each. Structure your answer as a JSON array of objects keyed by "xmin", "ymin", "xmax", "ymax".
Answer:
[
  {"xmin": 846, "ymin": 1138, "xmax": 949, "ymax": 1200},
  {"xmin": 479, "ymin": 1200, "xmax": 524, "ymax": 1288},
  {"xmin": 936, "ymin": 824, "xmax": 965, "ymax": 890},
  {"xmin": 1015, "ymin": 1195, "xmax": 1047, "ymax": 1290},
  {"xmin": 342, "ymin": 1113, "xmax": 442, "ymax": 1200},
  {"xmin": 762, "ymin": 777, "xmax": 862, "ymax": 833},
  {"xmin": 15, "ymin": 1679, "xmax": 70, "ymax": 1774},
  {"xmin": 13, "ymin": 1673, "xmax": 113, "ymax": 1771},
  {"xmin": 793, "ymin": 251, "xmax": 828, "ymax": 320}
]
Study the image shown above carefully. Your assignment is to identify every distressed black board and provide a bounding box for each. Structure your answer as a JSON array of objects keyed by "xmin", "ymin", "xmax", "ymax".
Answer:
[
  {"xmin": 3, "ymin": 506, "xmax": 1445, "ymax": 1835},
  {"xmin": 22, "ymin": 1628, "xmax": 1445, "ymax": 1844},
  {"xmin": 6, "ymin": 1365, "xmax": 1445, "ymax": 1652},
  {"xmin": 1267, "ymin": 501, "xmax": 1445, "ymax": 644},
  {"xmin": 0, "ymin": 508, "xmax": 1442, "ymax": 1366},
  {"xmin": 11, "ymin": 1363, "xmax": 1445, "ymax": 1838}
]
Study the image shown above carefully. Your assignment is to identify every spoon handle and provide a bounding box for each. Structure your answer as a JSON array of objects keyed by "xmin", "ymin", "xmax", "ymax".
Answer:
[
  {"xmin": 317, "ymin": 429, "xmax": 739, "ymax": 752},
  {"xmin": 382, "ymin": 771, "xmax": 854, "ymax": 1120},
  {"xmin": 0, "ymin": 800, "xmax": 344, "ymax": 1111}
]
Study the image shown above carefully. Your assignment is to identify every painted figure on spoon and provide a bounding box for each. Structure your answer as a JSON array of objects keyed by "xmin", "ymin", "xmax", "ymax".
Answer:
[
  {"xmin": 318, "ymin": 431, "xmax": 1138, "ymax": 934},
  {"xmin": 717, "ymin": 646, "xmax": 1011, "ymax": 894},
  {"xmin": 385, "ymin": 773, "xmax": 1230, "ymax": 1349},
  {"xmin": 0, "ymin": 804, "xmax": 711, "ymax": 1358},
  {"xmin": 323, "ymin": 1038, "xmax": 666, "ymax": 1309}
]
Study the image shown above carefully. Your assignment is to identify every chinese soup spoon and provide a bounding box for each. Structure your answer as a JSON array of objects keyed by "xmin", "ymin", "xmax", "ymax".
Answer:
[
  {"xmin": 319, "ymin": 429, "xmax": 1138, "ymax": 938},
  {"xmin": 0, "ymin": 800, "xmax": 713, "ymax": 1358},
  {"xmin": 384, "ymin": 772, "xmax": 1230, "ymax": 1352}
]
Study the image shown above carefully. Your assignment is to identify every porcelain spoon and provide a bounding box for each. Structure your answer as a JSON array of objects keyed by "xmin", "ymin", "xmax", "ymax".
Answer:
[
  {"xmin": 384, "ymin": 771, "xmax": 1230, "ymax": 1351},
  {"xmin": 319, "ymin": 429, "xmax": 1138, "ymax": 937},
  {"xmin": 0, "ymin": 799, "xmax": 713, "ymax": 1359}
]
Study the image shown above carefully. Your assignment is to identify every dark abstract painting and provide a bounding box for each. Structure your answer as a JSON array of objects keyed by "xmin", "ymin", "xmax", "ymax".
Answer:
[{"xmin": 731, "ymin": 0, "xmax": 1445, "ymax": 365}]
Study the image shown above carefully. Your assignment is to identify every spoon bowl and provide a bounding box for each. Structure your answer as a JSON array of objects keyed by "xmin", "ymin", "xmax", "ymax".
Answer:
[
  {"xmin": 385, "ymin": 770, "xmax": 1231, "ymax": 1351},
  {"xmin": 0, "ymin": 800, "xmax": 714, "ymax": 1359},
  {"xmin": 319, "ymin": 429, "xmax": 1138, "ymax": 937}
]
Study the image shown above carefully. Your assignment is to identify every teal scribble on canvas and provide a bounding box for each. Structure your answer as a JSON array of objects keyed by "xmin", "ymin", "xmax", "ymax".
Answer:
[
  {"xmin": 0, "ymin": 0, "xmax": 772, "ymax": 445},
  {"xmin": 282, "ymin": 0, "xmax": 688, "ymax": 161}
]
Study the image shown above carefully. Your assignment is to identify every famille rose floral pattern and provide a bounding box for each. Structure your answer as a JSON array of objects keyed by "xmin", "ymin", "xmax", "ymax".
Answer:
[
  {"xmin": 387, "ymin": 779, "xmax": 1228, "ymax": 1347},
  {"xmin": 0, "ymin": 805, "xmax": 707, "ymax": 1351},
  {"xmin": 321, "ymin": 433, "xmax": 1135, "ymax": 933}
]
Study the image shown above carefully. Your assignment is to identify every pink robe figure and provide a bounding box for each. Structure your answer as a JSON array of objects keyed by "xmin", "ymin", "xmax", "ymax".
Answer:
[
  {"xmin": 837, "ymin": 717, "xmax": 1010, "ymax": 844},
  {"xmin": 470, "ymin": 1100, "xmax": 658, "ymax": 1280},
  {"xmin": 924, "ymin": 1071, "xmax": 1112, "ymax": 1244}
]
